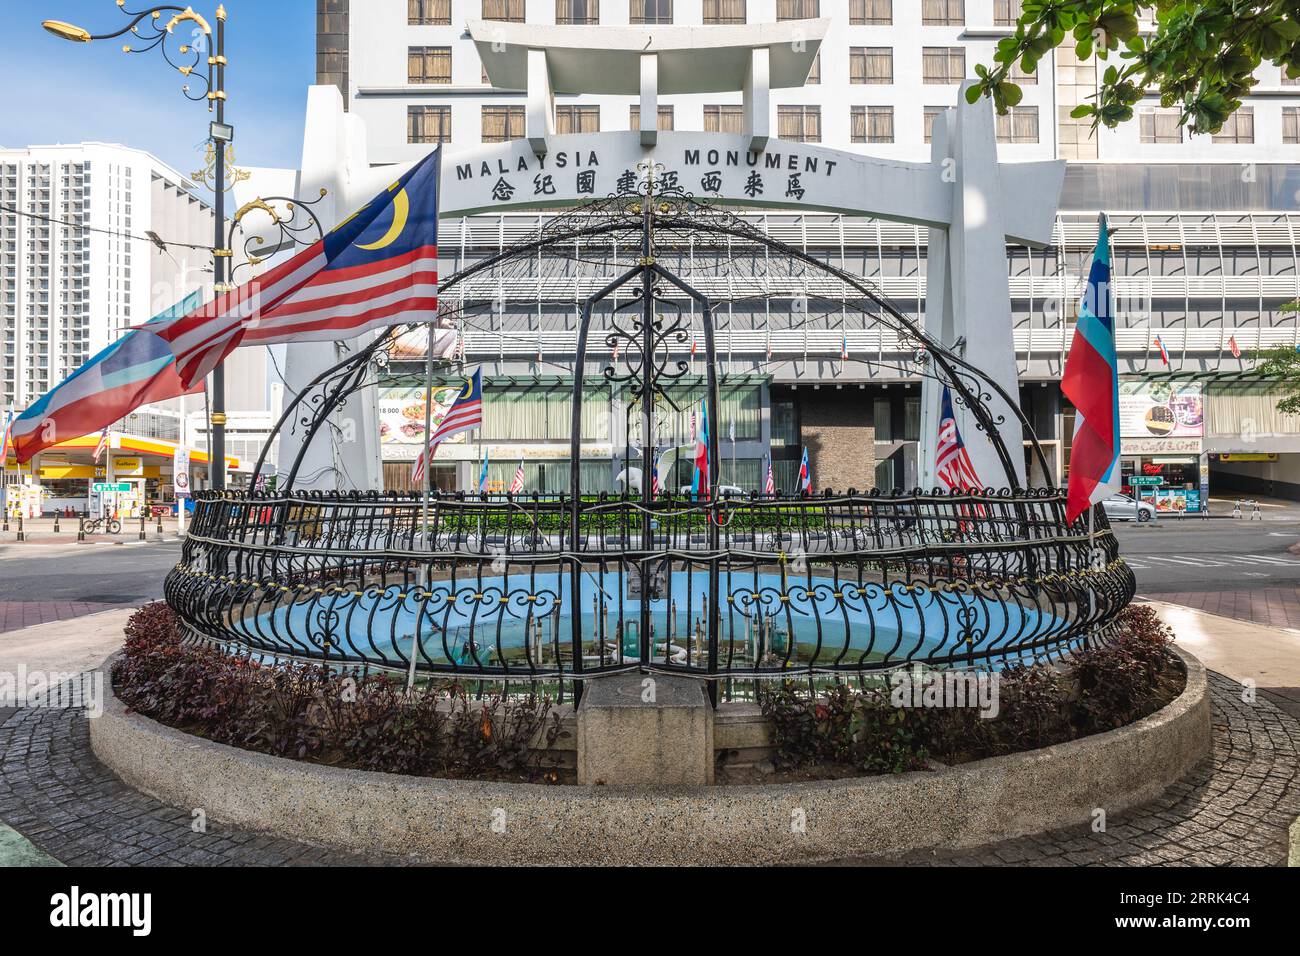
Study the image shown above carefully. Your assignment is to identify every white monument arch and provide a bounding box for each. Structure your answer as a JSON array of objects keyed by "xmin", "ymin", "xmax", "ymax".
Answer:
[{"xmin": 241, "ymin": 20, "xmax": 1064, "ymax": 491}]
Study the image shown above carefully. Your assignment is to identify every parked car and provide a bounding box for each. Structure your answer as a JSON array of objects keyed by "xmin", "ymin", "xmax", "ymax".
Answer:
[
  {"xmin": 678, "ymin": 484, "xmax": 744, "ymax": 497},
  {"xmin": 1102, "ymin": 494, "xmax": 1156, "ymax": 522}
]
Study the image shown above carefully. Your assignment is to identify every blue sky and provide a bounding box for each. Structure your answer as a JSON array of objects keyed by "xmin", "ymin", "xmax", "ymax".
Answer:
[{"xmin": 0, "ymin": 0, "xmax": 315, "ymax": 174}]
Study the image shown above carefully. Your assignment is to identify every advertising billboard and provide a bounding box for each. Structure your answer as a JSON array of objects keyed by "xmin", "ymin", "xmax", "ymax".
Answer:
[{"xmin": 1119, "ymin": 382, "xmax": 1204, "ymax": 439}]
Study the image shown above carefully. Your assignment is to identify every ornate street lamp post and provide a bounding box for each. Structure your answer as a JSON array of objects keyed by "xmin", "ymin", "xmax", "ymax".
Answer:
[{"xmin": 44, "ymin": 4, "xmax": 237, "ymax": 490}]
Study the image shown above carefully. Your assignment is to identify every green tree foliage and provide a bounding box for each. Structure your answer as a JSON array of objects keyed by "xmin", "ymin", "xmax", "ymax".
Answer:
[
  {"xmin": 1250, "ymin": 302, "xmax": 1300, "ymax": 413},
  {"xmin": 972, "ymin": 1, "xmax": 1300, "ymax": 133}
]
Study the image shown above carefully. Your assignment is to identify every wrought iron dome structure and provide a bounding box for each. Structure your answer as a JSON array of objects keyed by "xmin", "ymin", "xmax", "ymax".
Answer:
[{"xmin": 167, "ymin": 177, "xmax": 1135, "ymax": 702}]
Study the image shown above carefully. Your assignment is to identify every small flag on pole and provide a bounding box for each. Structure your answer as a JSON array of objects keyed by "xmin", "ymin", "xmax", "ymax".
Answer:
[
  {"xmin": 412, "ymin": 367, "xmax": 484, "ymax": 484},
  {"xmin": 841, "ymin": 333, "xmax": 849, "ymax": 362},
  {"xmin": 692, "ymin": 400, "xmax": 711, "ymax": 499},
  {"xmin": 478, "ymin": 449, "xmax": 491, "ymax": 494},
  {"xmin": 766, "ymin": 335, "xmax": 773, "ymax": 362},
  {"xmin": 798, "ymin": 447, "xmax": 812, "ymax": 494},
  {"xmin": 1228, "ymin": 335, "xmax": 1241, "ymax": 359},
  {"xmin": 764, "ymin": 455, "xmax": 776, "ymax": 495},
  {"xmin": 93, "ymin": 428, "xmax": 110, "ymax": 464},
  {"xmin": 1154, "ymin": 334, "xmax": 1170, "ymax": 367},
  {"xmin": 935, "ymin": 387, "xmax": 982, "ymax": 492},
  {"xmin": 0, "ymin": 405, "xmax": 14, "ymax": 464},
  {"xmin": 509, "ymin": 461, "xmax": 525, "ymax": 494}
]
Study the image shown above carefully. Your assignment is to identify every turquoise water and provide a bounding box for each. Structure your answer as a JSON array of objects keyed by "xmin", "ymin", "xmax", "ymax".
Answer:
[{"xmin": 238, "ymin": 571, "xmax": 1068, "ymax": 669}]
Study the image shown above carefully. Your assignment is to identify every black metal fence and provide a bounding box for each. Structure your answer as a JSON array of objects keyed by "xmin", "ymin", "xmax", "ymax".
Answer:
[{"xmin": 166, "ymin": 488, "xmax": 1135, "ymax": 701}]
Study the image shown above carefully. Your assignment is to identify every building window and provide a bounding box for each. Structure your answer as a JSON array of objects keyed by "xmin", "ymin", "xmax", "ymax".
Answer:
[
  {"xmin": 408, "ymin": 0, "xmax": 451, "ymax": 24},
  {"xmin": 555, "ymin": 105, "xmax": 600, "ymax": 133},
  {"xmin": 1284, "ymin": 70, "xmax": 1300, "ymax": 86},
  {"xmin": 923, "ymin": 106, "xmax": 944, "ymax": 143},
  {"xmin": 806, "ymin": 51, "xmax": 821, "ymax": 84},
  {"xmin": 482, "ymin": 105, "xmax": 525, "ymax": 142},
  {"xmin": 630, "ymin": 105, "xmax": 675, "ymax": 130},
  {"xmin": 995, "ymin": 105, "xmax": 1039, "ymax": 143},
  {"xmin": 1285, "ymin": 107, "xmax": 1300, "ymax": 144},
  {"xmin": 850, "ymin": 0, "xmax": 891, "ymax": 24},
  {"xmin": 922, "ymin": 0, "xmax": 964, "ymax": 25},
  {"xmin": 629, "ymin": 0, "xmax": 672, "ymax": 23},
  {"xmin": 1139, "ymin": 108, "xmax": 1182, "ymax": 144},
  {"xmin": 703, "ymin": 0, "xmax": 746, "ymax": 23},
  {"xmin": 408, "ymin": 105, "xmax": 452, "ymax": 143},
  {"xmin": 704, "ymin": 104, "xmax": 744, "ymax": 132},
  {"xmin": 482, "ymin": 0, "xmax": 525, "ymax": 20},
  {"xmin": 850, "ymin": 47, "xmax": 893, "ymax": 84},
  {"xmin": 993, "ymin": 0, "xmax": 1021, "ymax": 25},
  {"xmin": 778, "ymin": 105, "xmax": 821, "ymax": 142},
  {"xmin": 1212, "ymin": 108, "xmax": 1254, "ymax": 144},
  {"xmin": 776, "ymin": 0, "xmax": 818, "ymax": 17},
  {"xmin": 408, "ymin": 46, "xmax": 452, "ymax": 84},
  {"xmin": 922, "ymin": 47, "xmax": 965, "ymax": 84},
  {"xmin": 556, "ymin": 0, "xmax": 599, "ymax": 23},
  {"xmin": 851, "ymin": 105, "xmax": 894, "ymax": 143}
]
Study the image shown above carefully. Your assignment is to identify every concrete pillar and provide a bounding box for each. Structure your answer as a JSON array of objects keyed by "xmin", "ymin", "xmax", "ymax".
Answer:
[
  {"xmin": 744, "ymin": 47, "xmax": 770, "ymax": 153},
  {"xmin": 639, "ymin": 53, "xmax": 659, "ymax": 147},
  {"xmin": 919, "ymin": 83, "xmax": 1031, "ymax": 491},
  {"xmin": 576, "ymin": 674, "xmax": 714, "ymax": 786},
  {"xmin": 527, "ymin": 48, "xmax": 555, "ymax": 157}
]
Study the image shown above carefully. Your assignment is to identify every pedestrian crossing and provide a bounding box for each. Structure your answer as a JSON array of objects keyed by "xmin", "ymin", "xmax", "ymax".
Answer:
[{"xmin": 1123, "ymin": 553, "xmax": 1300, "ymax": 571}]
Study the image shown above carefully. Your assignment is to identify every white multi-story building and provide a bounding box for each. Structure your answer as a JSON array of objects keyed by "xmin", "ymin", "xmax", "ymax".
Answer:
[
  {"xmin": 317, "ymin": 0, "xmax": 1300, "ymax": 505},
  {"xmin": 0, "ymin": 143, "xmax": 213, "ymax": 411}
]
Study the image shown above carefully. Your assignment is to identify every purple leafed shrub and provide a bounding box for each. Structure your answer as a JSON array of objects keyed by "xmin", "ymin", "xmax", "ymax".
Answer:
[{"xmin": 113, "ymin": 603, "xmax": 566, "ymax": 781}]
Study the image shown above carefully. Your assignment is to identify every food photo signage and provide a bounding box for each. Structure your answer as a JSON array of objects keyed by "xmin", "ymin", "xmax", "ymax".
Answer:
[
  {"xmin": 1119, "ymin": 381, "xmax": 1204, "ymax": 439},
  {"xmin": 378, "ymin": 386, "xmax": 471, "ymax": 450}
]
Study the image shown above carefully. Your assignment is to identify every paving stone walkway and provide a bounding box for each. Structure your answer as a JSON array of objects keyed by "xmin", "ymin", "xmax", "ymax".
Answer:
[
  {"xmin": 840, "ymin": 673, "xmax": 1300, "ymax": 866},
  {"xmin": 1152, "ymin": 587, "xmax": 1300, "ymax": 631},
  {"xmin": 0, "ymin": 690, "xmax": 407, "ymax": 866},
  {"xmin": 0, "ymin": 671, "xmax": 1296, "ymax": 866},
  {"xmin": 0, "ymin": 602, "xmax": 121, "ymax": 635}
]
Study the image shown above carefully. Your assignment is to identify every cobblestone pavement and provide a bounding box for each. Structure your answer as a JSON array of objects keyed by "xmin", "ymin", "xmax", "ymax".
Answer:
[
  {"xmin": 1151, "ymin": 588, "xmax": 1300, "ymax": 631},
  {"xmin": 0, "ymin": 602, "xmax": 121, "ymax": 635},
  {"xmin": 0, "ymin": 688, "xmax": 407, "ymax": 866},
  {"xmin": 0, "ymin": 672, "xmax": 1295, "ymax": 866},
  {"xmin": 838, "ymin": 673, "xmax": 1300, "ymax": 866}
]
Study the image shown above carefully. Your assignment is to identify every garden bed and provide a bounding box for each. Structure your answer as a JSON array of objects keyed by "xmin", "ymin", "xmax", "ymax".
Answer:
[{"xmin": 117, "ymin": 602, "xmax": 1183, "ymax": 787}]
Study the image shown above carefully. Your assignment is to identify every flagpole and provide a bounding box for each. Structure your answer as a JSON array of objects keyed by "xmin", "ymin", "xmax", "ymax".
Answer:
[{"xmin": 420, "ymin": 322, "xmax": 435, "ymax": 550}]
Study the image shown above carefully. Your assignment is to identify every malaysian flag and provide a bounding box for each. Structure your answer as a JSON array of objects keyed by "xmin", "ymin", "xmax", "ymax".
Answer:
[
  {"xmin": 1229, "ymin": 335, "xmax": 1241, "ymax": 359},
  {"xmin": 650, "ymin": 448, "xmax": 661, "ymax": 495},
  {"xmin": 509, "ymin": 461, "xmax": 526, "ymax": 494},
  {"xmin": 146, "ymin": 150, "xmax": 443, "ymax": 388},
  {"xmin": 93, "ymin": 428, "xmax": 111, "ymax": 464},
  {"xmin": 411, "ymin": 367, "xmax": 483, "ymax": 484},
  {"xmin": 764, "ymin": 455, "xmax": 775, "ymax": 495},
  {"xmin": 935, "ymin": 387, "xmax": 982, "ymax": 492},
  {"xmin": 798, "ymin": 446, "xmax": 812, "ymax": 494}
]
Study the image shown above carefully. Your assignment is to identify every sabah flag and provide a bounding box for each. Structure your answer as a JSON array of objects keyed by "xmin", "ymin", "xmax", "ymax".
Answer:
[
  {"xmin": 10, "ymin": 291, "xmax": 205, "ymax": 463},
  {"xmin": 146, "ymin": 149, "xmax": 443, "ymax": 388},
  {"xmin": 1062, "ymin": 216, "xmax": 1121, "ymax": 524}
]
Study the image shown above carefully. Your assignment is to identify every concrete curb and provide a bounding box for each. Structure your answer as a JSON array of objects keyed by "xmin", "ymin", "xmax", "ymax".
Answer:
[{"xmin": 89, "ymin": 647, "xmax": 1210, "ymax": 865}]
